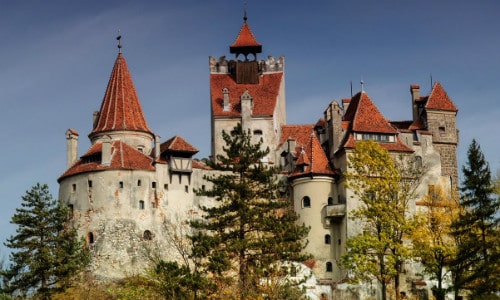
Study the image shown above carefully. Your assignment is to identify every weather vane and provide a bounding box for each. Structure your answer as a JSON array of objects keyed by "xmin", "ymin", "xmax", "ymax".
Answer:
[{"xmin": 116, "ymin": 30, "xmax": 122, "ymax": 53}]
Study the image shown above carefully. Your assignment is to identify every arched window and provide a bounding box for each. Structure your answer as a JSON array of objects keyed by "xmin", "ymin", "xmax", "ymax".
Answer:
[
  {"xmin": 143, "ymin": 230, "xmax": 153, "ymax": 241},
  {"xmin": 302, "ymin": 196, "xmax": 311, "ymax": 208},
  {"xmin": 326, "ymin": 262, "xmax": 333, "ymax": 272},
  {"xmin": 327, "ymin": 197, "xmax": 334, "ymax": 205},
  {"xmin": 88, "ymin": 232, "xmax": 94, "ymax": 244},
  {"xmin": 325, "ymin": 234, "xmax": 331, "ymax": 244}
]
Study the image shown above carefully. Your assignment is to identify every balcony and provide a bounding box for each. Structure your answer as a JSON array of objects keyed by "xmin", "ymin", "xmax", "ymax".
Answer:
[{"xmin": 326, "ymin": 204, "xmax": 346, "ymax": 218}]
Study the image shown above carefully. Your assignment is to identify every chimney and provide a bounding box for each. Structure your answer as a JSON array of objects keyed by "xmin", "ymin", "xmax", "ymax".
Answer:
[
  {"xmin": 101, "ymin": 136, "xmax": 112, "ymax": 166},
  {"xmin": 65, "ymin": 129, "xmax": 79, "ymax": 168},
  {"xmin": 240, "ymin": 90, "xmax": 253, "ymax": 132},
  {"xmin": 342, "ymin": 98, "xmax": 351, "ymax": 114},
  {"xmin": 223, "ymin": 88, "xmax": 230, "ymax": 111},
  {"xmin": 410, "ymin": 84, "xmax": 420, "ymax": 122},
  {"xmin": 154, "ymin": 135, "xmax": 161, "ymax": 161}
]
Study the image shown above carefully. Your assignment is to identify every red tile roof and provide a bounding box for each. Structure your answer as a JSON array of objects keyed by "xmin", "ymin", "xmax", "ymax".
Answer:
[
  {"xmin": 90, "ymin": 53, "xmax": 153, "ymax": 136},
  {"xmin": 290, "ymin": 132, "xmax": 335, "ymax": 178},
  {"xmin": 230, "ymin": 21, "xmax": 262, "ymax": 53},
  {"xmin": 211, "ymin": 73, "xmax": 283, "ymax": 117},
  {"xmin": 58, "ymin": 140, "xmax": 155, "ymax": 181},
  {"xmin": 279, "ymin": 124, "xmax": 314, "ymax": 148},
  {"xmin": 160, "ymin": 135, "xmax": 199, "ymax": 154},
  {"xmin": 426, "ymin": 82, "xmax": 458, "ymax": 112},
  {"xmin": 344, "ymin": 92, "xmax": 397, "ymax": 134}
]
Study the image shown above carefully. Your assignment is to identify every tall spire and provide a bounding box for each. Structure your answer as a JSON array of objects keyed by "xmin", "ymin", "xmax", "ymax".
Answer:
[
  {"xmin": 90, "ymin": 53, "xmax": 153, "ymax": 137},
  {"xmin": 230, "ymin": 14, "xmax": 262, "ymax": 57}
]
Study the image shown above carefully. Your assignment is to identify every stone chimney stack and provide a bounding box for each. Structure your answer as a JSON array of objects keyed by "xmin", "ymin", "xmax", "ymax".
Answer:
[
  {"xmin": 240, "ymin": 90, "xmax": 253, "ymax": 132},
  {"xmin": 154, "ymin": 135, "xmax": 161, "ymax": 161},
  {"xmin": 223, "ymin": 88, "xmax": 230, "ymax": 111},
  {"xmin": 65, "ymin": 129, "xmax": 79, "ymax": 168},
  {"xmin": 410, "ymin": 84, "xmax": 420, "ymax": 122},
  {"xmin": 101, "ymin": 136, "xmax": 112, "ymax": 166}
]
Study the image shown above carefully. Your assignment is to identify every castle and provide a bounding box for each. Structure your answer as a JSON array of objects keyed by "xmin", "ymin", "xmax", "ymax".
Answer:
[{"xmin": 58, "ymin": 17, "xmax": 458, "ymax": 299}]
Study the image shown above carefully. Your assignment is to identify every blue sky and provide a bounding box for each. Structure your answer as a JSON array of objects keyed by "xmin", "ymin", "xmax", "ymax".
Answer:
[{"xmin": 0, "ymin": 0, "xmax": 499, "ymax": 257}]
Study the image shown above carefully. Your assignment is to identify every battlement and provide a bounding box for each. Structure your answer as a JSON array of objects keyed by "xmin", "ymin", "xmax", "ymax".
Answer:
[{"xmin": 209, "ymin": 55, "xmax": 284, "ymax": 74}]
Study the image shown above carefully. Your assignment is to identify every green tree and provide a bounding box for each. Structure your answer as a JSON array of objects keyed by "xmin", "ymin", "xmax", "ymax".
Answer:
[
  {"xmin": 191, "ymin": 124, "xmax": 310, "ymax": 300},
  {"xmin": 340, "ymin": 140, "xmax": 421, "ymax": 300},
  {"xmin": 2, "ymin": 183, "xmax": 89, "ymax": 299},
  {"xmin": 412, "ymin": 185, "xmax": 459, "ymax": 300},
  {"xmin": 451, "ymin": 139, "xmax": 500, "ymax": 297}
]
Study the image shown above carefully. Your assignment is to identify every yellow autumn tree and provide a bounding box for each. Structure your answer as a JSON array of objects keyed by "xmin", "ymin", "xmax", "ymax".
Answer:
[
  {"xmin": 340, "ymin": 140, "xmax": 422, "ymax": 300},
  {"xmin": 412, "ymin": 185, "xmax": 460, "ymax": 300}
]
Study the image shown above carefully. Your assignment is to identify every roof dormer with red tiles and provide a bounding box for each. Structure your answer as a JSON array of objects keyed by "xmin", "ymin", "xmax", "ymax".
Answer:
[
  {"xmin": 89, "ymin": 52, "xmax": 155, "ymax": 156},
  {"xmin": 209, "ymin": 15, "xmax": 287, "ymax": 164},
  {"xmin": 339, "ymin": 91, "xmax": 413, "ymax": 153}
]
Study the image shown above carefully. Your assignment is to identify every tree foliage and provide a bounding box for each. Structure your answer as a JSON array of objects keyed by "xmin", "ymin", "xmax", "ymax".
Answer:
[
  {"xmin": 191, "ymin": 123, "xmax": 310, "ymax": 299},
  {"xmin": 340, "ymin": 140, "xmax": 421, "ymax": 300},
  {"xmin": 2, "ymin": 183, "xmax": 89, "ymax": 299},
  {"xmin": 451, "ymin": 139, "xmax": 500, "ymax": 297},
  {"xmin": 412, "ymin": 185, "xmax": 459, "ymax": 300}
]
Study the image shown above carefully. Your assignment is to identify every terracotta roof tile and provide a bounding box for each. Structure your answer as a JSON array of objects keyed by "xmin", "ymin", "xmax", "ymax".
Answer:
[
  {"xmin": 211, "ymin": 73, "xmax": 283, "ymax": 117},
  {"xmin": 279, "ymin": 124, "xmax": 314, "ymax": 148},
  {"xmin": 58, "ymin": 140, "xmax": 154, "ymax": 181},
  {"xmin": 290, "ymin": 132, "xmax": 335, "ymax": 177},
  {"xmin": 344, "ymin": 92, "xmax": 397, "ymax": 134},
  {"xmin": 90, "ymin": 53, "xmax": 153, "ymax": 136},
  {"xmin": 426, "ymin": 82, "xmax": 458, "ymax": 112},
  {"xmin": 230, "ymin": 22, "xmax": 262, "ymax": 53},
  {"xmin": 160, "ymin": 135, "xmax": 199, "ymax": 154}
]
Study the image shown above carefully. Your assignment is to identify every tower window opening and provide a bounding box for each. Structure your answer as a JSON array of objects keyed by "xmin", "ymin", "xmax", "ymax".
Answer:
[
  {"xmin": 325, "ymin": 234, "xmax": 331, "ymax": 244},
  {"xmin": 72, "ymin": 184, "xmax": 76, "ymax": 193},
  {"xmin": 164, "ymin": 184, "xmax": 168, "ymax": 190},
  {"xmin": 152, "ymin": 182, "xmax": 156, "ymax": 189},
  {"xmin": 139, "ymin": 200, "xmax": 145, "ymax": 210},
  {"xmin": 68, "ymin": 204, "xmax": 74, "ymax": 219},
  {"xmin": 137, "ymin": 180, "xmax": 142, "ymax": 187},
  {"xmin": 88, "ymin": 232, "xmax": 94, "ymax": 244},
  {"xmin": 302, "ymin": 196, "xmax": 311, "ymax": 208},
  {"xmin": 326, "ymin": 262, "xmax": 333, "ymax": 272},
  {"xmin": 119, "ymin": 181, "xmax": 123, "ymax": 189},
  {"xmin": 253, "ymin": 129, "xmax": 263, "ymax": 135},
  {"xmin": 185, "ymin": 185, "xmax": 189, "ymax": 193},
  {"xmin": 88, "ymin": 180, "xmax": 93, "ymax": 188},
  {"xmin": 327, "ymin": 197, "xmax": 334, "ymax": 205}
]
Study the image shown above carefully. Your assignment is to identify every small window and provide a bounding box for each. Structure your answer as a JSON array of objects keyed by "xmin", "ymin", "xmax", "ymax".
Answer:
[
  {"xmin": 202, "ymin": 185, "xmax": 206, "ymax": 192},
  {"xmin": 88, "ymin": 180, "xmax": 93, "ymax": 188},
  {"xmin": 302, "ymin": 196, "xmax": 311, "ymax": 208},
  {"xmin": 326, "ymin": 262, "xmax": 333, "ymax": 272},
  {"xmin": 439, "ymin": 126, "xmax": 446, "ymax": 134},
  {"xmin": 325, "ymin": 234, "xmax": 331, "ymax": 244},
  {"xmin": 253, "ymin": 129, "xmax": 263, "ymax": 135},
  {"xmin": 138, "ymin": 180, "xmax": 142, "ymax": 187},
  {"xmin": 185, "ymin": 185, "xmax": 189, "ymax": 193},
  {"xmin": 164, "ymin": 184, "xmax": 168, "ymax": 190},
  {"xmin": 338, "ymin": 238, "xmax": 341, "ymax": 245},
  {"xmin": 290, "ymin": 266, "xmax": 297, "ymax": 277},
  {"xmin": 139, "ymin": 200, "xmax": 145, "ymax": 210},
  {"xmin": 68, "ymin": 204, "xmax": 74, "ymax": 219},
  {"xmin": 152, "ymin": 182, "xmax": 157, "ymax": 189},
  {"xmin": 88, "ymin": 232, "xmax": 94, "ymax": 244},
  {"xmin": 143, "ymin": 230, "xmax": 153, "ymax": 241},
  {"xmin": 119, "ymin": 181, "xmax": 123, "ymax": 188},
  {"xmin": 327, "ymin": 197, "xmax": 334, "ymax": 205},
  {"xmin": 415, "ymin": 156, "xmax": 423, "ymax": 168},
  {"xmin": 72, "ymin": 184, "xmax": 76, "ymax": 192}
]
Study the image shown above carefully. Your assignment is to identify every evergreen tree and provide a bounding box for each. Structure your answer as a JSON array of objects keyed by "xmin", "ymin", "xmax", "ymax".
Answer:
[
  {"xmin": 451, "ymin": 139, "xmax": 500, "ymax": 297},
  {"xmin": 340, "ymin": 140, "xmax": 421, "ymax": 300},
  {"xmin": 191, "ymin": 124, "xmax": 310, "ymax": 300},
  {"xmin": 2, "ymin": 183, "xmax": 89, "ymax": 299}
]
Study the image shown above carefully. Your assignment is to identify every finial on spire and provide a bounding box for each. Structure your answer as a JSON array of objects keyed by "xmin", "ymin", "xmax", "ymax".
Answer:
[
  {"xmin": 243, "ymin": 0, "xmax": 248, "ymax": 22},
  {"xmin": 360, "ymin": 79, "xmax": 365, "ymax": 93},
  {"xmin": 116, "ymin": 30, "xmax": 122, "ymax": 53}
]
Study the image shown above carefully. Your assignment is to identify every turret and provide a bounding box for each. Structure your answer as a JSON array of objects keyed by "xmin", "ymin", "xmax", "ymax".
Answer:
[{"xmin": 65, "ymin": 128, "xmax": 79, "ymax": 168}]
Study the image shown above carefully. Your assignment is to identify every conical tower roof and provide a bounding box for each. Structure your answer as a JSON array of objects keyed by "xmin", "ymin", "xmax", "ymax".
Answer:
[
  {"xmin": 90, "ymin": 53, "xmax": 153, "ymax": 137},
  {"xmin": 230, "ymin": 18, "xmax": 262, "ymax": 55}
]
